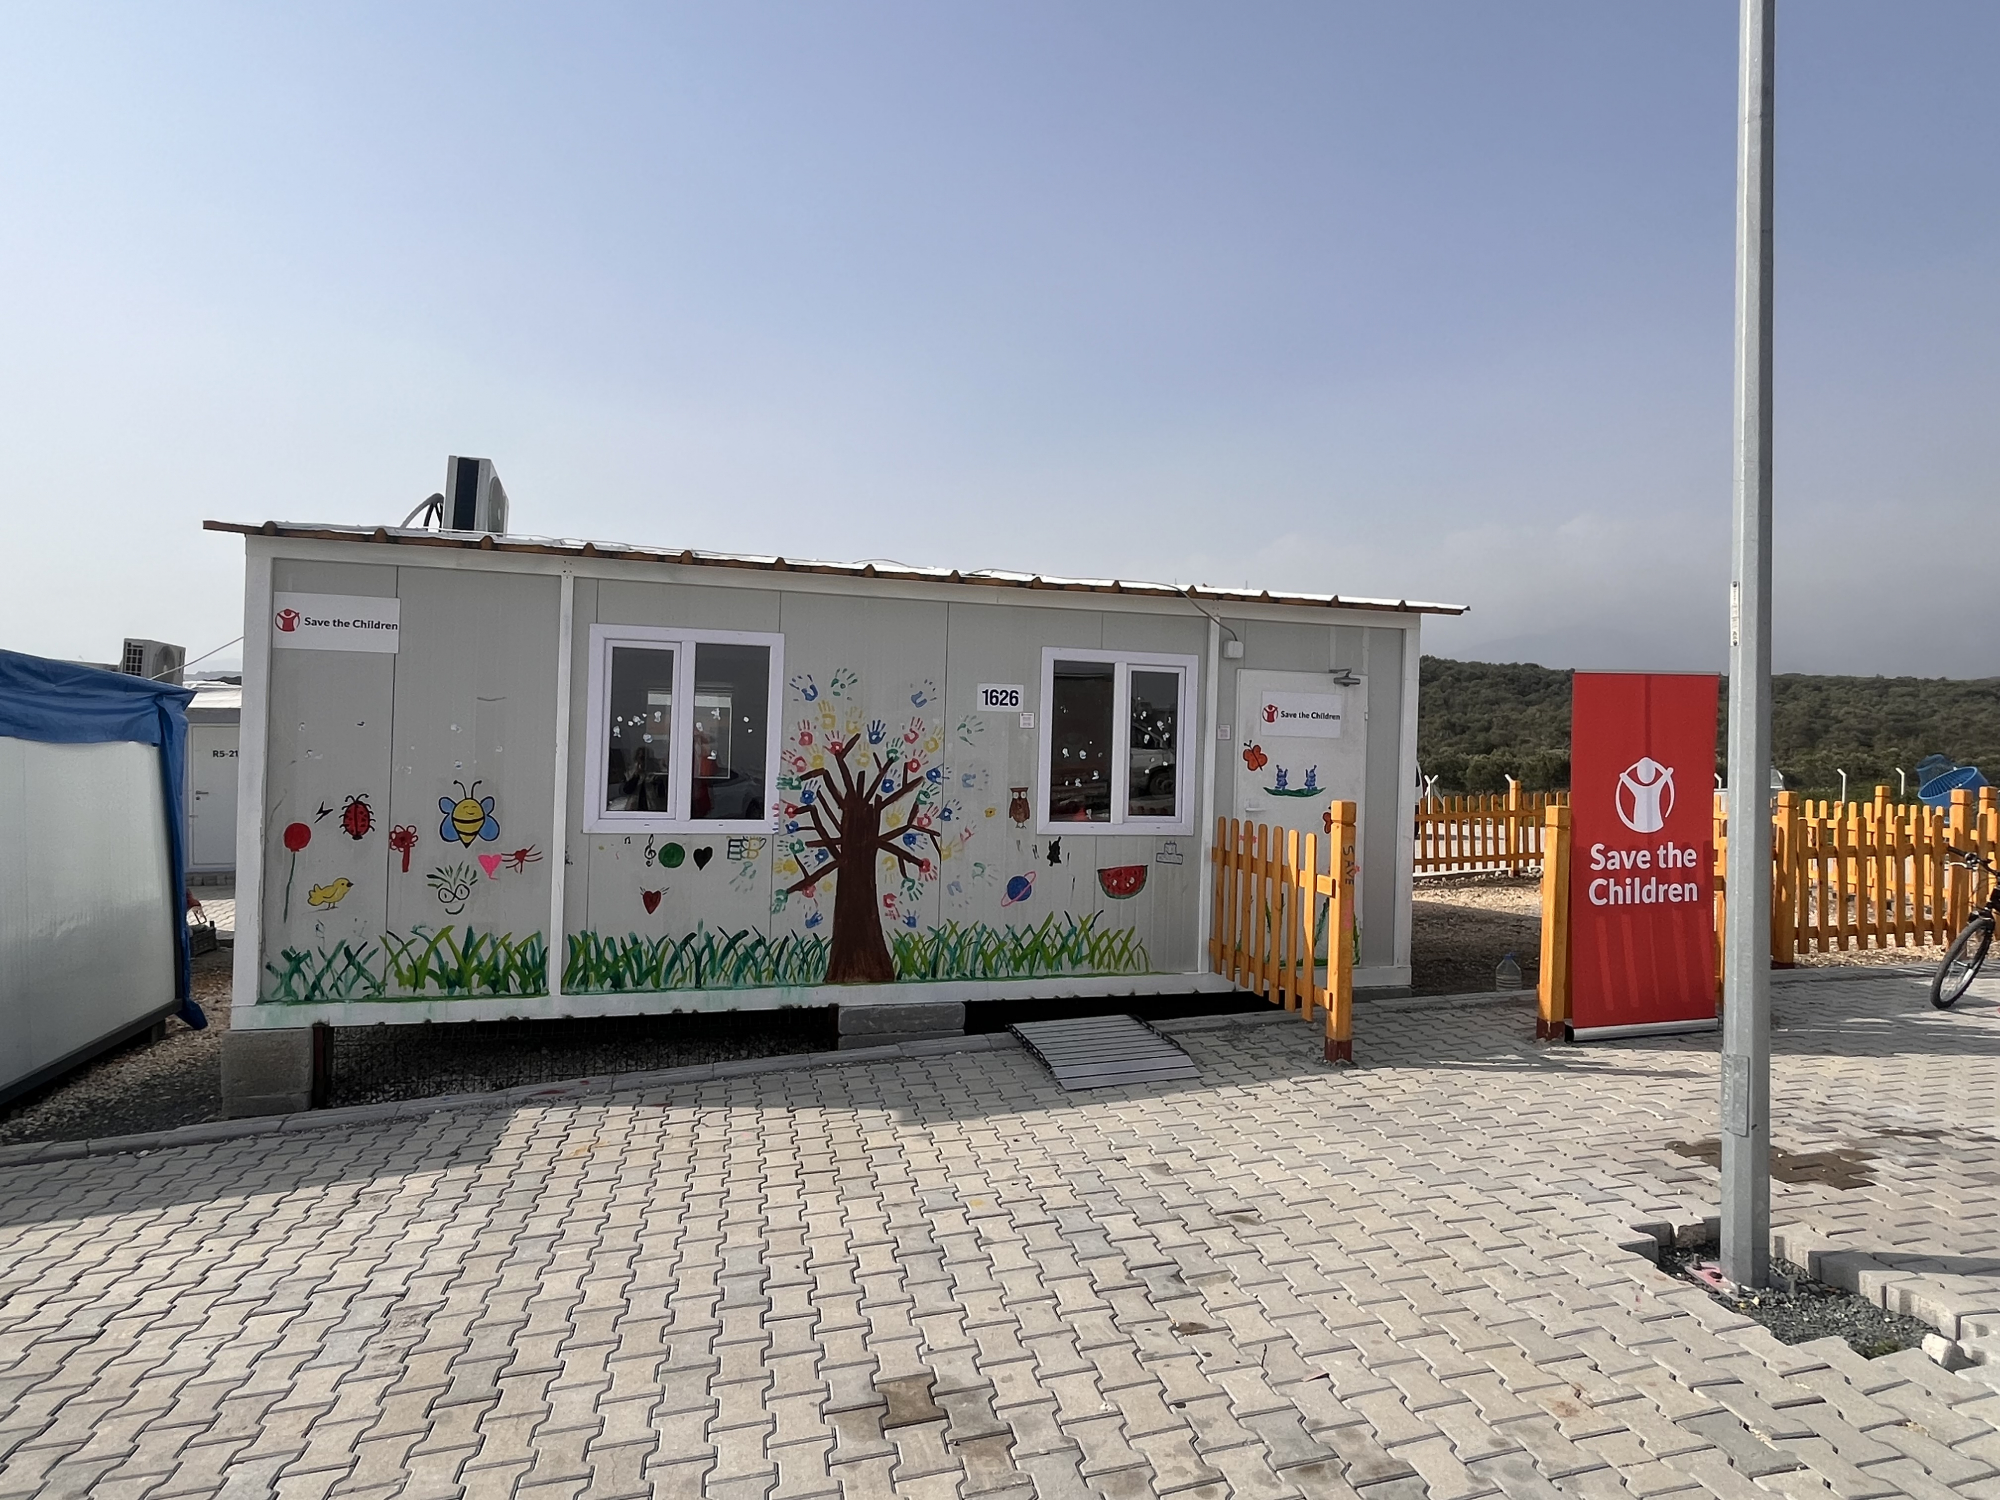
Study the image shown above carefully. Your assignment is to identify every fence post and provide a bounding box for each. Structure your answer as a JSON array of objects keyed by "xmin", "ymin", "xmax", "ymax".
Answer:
[
  {"xmin": 1536, "ymin": 804, "xmax": 1571, "ymax": 1040},
  {"xmin": 1770, "ymin": 790, "xmax": 1797, "ymax": 966},
  {"xmin": 1282, "ymin": 826, "xmax": 1301, "ymax": 1011},
  {"xmin": 1299, "ymin": 830, "xmax": 1321, "ymax": 1023},
  {"xmin": 1951, "ymin": 788, "xmax": 1975, "ymax": 933},
  {"xmin": 1209, "ymin": 817, "xmax": 1226, "ymax": 976},
  {"xmin": 1506, "ymin": 780, "xmax": 1522, "ymax": 877},
  {"xmin": 1325, "ymin": 801, "xmax": 1357, "ymax": 1063}
]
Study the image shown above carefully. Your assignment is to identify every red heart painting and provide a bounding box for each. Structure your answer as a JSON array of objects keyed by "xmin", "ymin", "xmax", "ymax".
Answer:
[
  {"xmin": 641, "ymin": 890, "xmax": 661, "ymax": 914},
  {"xmin": 477, "ymin": 854, "xmax": 503, "ymax": 878}
]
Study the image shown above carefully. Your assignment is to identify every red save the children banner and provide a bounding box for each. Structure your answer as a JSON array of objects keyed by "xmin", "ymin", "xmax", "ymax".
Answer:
[{"xmin": 1568, "ymin": 672, "xmax": 1720, "ymax": 1037}]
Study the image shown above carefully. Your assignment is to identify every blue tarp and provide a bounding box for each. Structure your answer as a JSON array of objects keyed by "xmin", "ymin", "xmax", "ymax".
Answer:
[{"xmin": 0, "ymin": 649, "xmax": 206, "ymax": 1028}]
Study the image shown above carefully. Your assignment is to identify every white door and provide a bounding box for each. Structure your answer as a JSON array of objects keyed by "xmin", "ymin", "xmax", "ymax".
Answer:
[
  {"xmin": 188, "ymin": 724, "xmax": 240, "ymax": 871},
  {"xmin": 1234, "ymin": 670, "xmax": 1367, "ymax": 923}
]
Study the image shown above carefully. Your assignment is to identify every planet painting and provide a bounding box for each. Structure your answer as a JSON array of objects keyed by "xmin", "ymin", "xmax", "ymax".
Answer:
[{"xmin": 1002, "ymin": 872, "xmax": 1036, "ymax": 906}]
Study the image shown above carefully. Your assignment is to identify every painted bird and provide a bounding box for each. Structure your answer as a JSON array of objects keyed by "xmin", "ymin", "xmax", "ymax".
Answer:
[{"xmin": 306, "ymin": 878, "xmax": 352, "ymax": 910}]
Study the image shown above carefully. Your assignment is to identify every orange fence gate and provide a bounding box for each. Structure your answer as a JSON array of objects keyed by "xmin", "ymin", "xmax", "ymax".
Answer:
[{"xmin": 1208, "ymin": 803, "xmax": 1358, "ymax": 1062}]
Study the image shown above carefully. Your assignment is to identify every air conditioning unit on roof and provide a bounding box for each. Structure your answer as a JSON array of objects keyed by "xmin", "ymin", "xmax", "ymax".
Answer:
[
  {"xmin": 444, "ymin": 456, "xmax": 509, "ymax": 534},
  {"xmin": 121, "ymin": 639, "xmax": 185, "ymax": 685}
]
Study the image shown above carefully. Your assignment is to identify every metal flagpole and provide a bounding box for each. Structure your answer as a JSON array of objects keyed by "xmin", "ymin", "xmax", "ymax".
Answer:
[{"xmin": 1722, "ymin": 0, "xmax": 1776, "ymax": 1290}]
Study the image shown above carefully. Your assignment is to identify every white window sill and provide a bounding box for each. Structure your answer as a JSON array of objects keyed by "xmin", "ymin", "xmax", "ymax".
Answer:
[
  {"xmin": 582, "ymin": 816, "xmax": 775, "ymax": 837},
  {"xmin": 1034, "ymin": 821, "xmax": 1195, "ymax": 838}
]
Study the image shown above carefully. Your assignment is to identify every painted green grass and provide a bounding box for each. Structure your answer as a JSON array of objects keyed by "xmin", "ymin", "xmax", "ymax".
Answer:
[
  {"xmin": 270, "ymin": 915, "xmax": 1153, "ymax": 1001},
  {"xmin": 566, "ymin": 926, "xmax": 834, "ymax": 993},
  {"xmin": 891, "ymin": 913, "xmax": 1149, "ymax": 981},
  {"xmin": 563, "ymin": 914, "xmax": 1151, "ymax": 992},
  {"xmin": 265, "ymin": 927, "xmax": 548, "ymax": 1003}
]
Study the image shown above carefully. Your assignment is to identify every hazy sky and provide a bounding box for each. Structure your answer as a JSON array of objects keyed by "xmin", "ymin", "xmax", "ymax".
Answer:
[{"xmin": 3, "ymin": 4, "xmax": 1996, "ymax": 676}]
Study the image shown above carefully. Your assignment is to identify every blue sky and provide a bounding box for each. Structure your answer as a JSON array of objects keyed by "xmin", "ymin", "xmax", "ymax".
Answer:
[{"xmin": 3, "ymin": 3, "xmax": 1995, "ymax": 675}]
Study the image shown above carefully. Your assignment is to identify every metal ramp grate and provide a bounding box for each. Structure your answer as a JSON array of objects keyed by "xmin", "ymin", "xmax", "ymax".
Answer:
[{"xmin": 1009, "ymin": 1015, "xmax": 1201, "ymax": 1091}]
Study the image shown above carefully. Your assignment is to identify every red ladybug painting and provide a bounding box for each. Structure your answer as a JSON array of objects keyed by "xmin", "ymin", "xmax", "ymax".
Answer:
[{"xmin": 340, "ymin": 793, "xmax": 375, "ymax": 841}]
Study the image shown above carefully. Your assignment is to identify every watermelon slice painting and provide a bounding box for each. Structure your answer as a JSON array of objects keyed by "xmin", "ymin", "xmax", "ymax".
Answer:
[{"xmin": 1097, "ymin": 864, "xmax": 1148, "ymax": 899}]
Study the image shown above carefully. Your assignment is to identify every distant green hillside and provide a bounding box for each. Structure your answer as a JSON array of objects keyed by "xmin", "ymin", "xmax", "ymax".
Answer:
[{"xmin": 1418, "ymin": 656, "xmax": 2000, "ymax": 800}]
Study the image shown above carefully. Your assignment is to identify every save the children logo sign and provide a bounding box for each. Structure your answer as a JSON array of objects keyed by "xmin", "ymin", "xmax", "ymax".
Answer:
[
  {"xmin": 1255, "ymin": 690, "xmax": 1343, "ymax": 738},
  {"xmin": 1567, "ymin": 673, "xmax": 1718, "ymax": 1038},
  {"xmin": 271, "ymin": 592, "xmax": 401, "ymax": 654},
  {"xmin": 1616, "ymin": 757, "xmax": 1674, "ymax": 834}
]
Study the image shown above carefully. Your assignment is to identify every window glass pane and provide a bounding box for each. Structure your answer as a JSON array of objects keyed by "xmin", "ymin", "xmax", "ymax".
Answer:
[
  {"xmin": 1127, "ymin": 669, "xmax": 1181, "ymax": 818},
  {"xmin": 605, "ymin": 646, "xmax": 675, "ymax": 813},
  {"xmin": 1050, "ymin": 660, "xmax": 1115, "ymax": 822},
  {"xmin": 689, "ymin": 643, "xmax": 770, "ymax": 822}
]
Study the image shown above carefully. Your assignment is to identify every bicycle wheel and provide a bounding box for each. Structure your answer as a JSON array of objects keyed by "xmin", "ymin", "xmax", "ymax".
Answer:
[{"xmin": 1932, "ymin": 916, "xmax": 1992, "ymax": 1009}]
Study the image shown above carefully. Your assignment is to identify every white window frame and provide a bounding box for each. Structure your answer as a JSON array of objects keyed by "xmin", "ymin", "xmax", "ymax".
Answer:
[
  {"xmin": 1037, "ymin": 647, "xmax": 1199, "ymax": 836},
  {"xmin": 583, "ymin": 624, "xmax": 785, "ymax": 835}
]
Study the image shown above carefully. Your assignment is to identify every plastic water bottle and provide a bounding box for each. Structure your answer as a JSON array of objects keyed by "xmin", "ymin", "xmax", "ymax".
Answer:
[{"xmin": 1495, "ymin": 953, "xmax": 1523, "ymax": 991}]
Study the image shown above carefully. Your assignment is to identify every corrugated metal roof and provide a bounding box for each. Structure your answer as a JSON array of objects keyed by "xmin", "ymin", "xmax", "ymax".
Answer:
[{"xmin": 202, "ymin": 520, "xmax": 1466, "ymax": 617}]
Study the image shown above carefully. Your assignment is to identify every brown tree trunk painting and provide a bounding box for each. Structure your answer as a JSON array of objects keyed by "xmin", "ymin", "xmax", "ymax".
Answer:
[{"xmin": 782, "ymin": 730, "xmax": 942, "ymax": 984}]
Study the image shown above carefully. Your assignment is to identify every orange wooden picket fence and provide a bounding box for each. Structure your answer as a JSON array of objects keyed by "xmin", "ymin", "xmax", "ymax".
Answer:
[
  {"xmin": 1208, "ymin": 804, "xmax": 1357, "ymax": 1062},
  {"xmin": 1414, "ymin": 786, "xmax": 1569, "ymax": 875},
  {"xmin": 1537, "ymin": 785, "xmax": 2000, "ymax": 1032},
  {"xmin": 1766, "ymin": 786, "xmax": 1999, "ymax": 956}
]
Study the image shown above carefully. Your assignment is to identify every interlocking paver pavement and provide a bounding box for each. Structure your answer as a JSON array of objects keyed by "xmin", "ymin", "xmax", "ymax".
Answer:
[{"xmin": 3, "ymin": 970, "xmax": 1998, "ymax": 1499}]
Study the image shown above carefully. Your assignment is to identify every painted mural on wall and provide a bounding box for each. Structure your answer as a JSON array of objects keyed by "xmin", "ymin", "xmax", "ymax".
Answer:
[
  {"xmin": 263, "ymin": 772, "xmax": 550, "ymax": 1005},
  {"xmin": 558, "ymin": 668, "xmax": 1155, "ymax": 995},
  {"xmin": 266, "ymin": 927, "xmax": 549, "ymax": 1004},
  {"xmin": 262, "ymin": 663, "xmax": 1173, "ymax": 1006},
  {"xmin": 779, "ymin": 712, "xmax": 943, "ymax": 981}
]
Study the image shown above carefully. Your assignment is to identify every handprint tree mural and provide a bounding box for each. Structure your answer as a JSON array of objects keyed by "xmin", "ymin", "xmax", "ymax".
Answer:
[
  {"xmin": 780, "ymin": 719, "xmax": 943, "ymax": 982},
  {"xmin": 775, "ymin": 674, "xmax": 956, "ymax": 983}
]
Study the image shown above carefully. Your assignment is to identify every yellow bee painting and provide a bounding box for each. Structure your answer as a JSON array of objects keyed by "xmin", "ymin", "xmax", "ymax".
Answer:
[
  {"xmin": 440, "ymin": 780, "xmax": 500, "ymax": 846},
  {"xmin": 306, "ymin": 878, "xmax": 352, "ymax": 910}
]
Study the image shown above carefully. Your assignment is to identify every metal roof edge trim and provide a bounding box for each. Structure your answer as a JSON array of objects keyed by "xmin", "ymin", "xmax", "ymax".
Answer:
[{"xmin": 202, "ymin": 520, "xmax": 1467, "ymax": 616}]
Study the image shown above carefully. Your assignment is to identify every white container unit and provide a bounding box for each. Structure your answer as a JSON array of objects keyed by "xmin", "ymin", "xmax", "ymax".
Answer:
[
  {"xmin": 187, "ymin": 684, "xmax": 242, "ymax": 875},
  {"xmin": 0, "ymin": 653, "xmax": 198, "ymax": 1103},
  {"xmin": 211, "ymin": 520, "xmax": 1462, "ymax": 1032}
]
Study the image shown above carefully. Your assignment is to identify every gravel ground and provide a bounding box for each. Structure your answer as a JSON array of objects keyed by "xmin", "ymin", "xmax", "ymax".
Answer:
[
  {"xmin": 0, "ymin": 946, "xmax": 843, "ymax": 1144},
  {"xmin": 1411, "ymin": 873, "xmax": 1543, "ymax": 996},
  {"xmin": 0, "ymin": 946, "xmax": 233, "ymax": 1147},
  {"xmin": 1791, "ymin": 942, "xmax": 1945, "ymax": 968},
  {"xmin": 1658, "ymin": 1242, "xmax": 1933, "ymax": 1357}
]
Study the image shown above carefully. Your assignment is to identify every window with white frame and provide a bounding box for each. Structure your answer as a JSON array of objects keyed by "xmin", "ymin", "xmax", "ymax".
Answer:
[
  {"xmin": 584, "ymin": 625, "xmax": 783, "ymax": 833},
  {"xmin": 1037, "ymin": 648, "xmax": 1198, "ymax": 833}
]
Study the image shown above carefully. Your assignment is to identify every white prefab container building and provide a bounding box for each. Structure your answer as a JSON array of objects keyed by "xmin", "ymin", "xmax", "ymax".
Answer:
[
  {"xmin": 187, "ymin": 683, "xmax": 242, "ymax": 876},
  {"xmin": 212, "ymin": 520, "xmax": 1461, "ymax": 1035},
  {"xmin": 0, "ymin": 652, "xmax": 203, "ymax": 1104}
]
